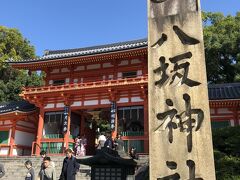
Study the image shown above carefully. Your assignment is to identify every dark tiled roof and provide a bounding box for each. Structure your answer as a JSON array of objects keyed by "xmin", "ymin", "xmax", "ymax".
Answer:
[
  {"xmin": 78, "ymin": 148, "xmax": 137, "ymax": 166},
  {"xmin": 208, "ymin": 83, "xmax": 240, "ymax": 100},
  {"xmin": 8, "ymin": 38, "xmax": 147, "ymax": 63},
  {"xmin": 0, "ymin": 100, "xmax": 36, "ymax": 114}
]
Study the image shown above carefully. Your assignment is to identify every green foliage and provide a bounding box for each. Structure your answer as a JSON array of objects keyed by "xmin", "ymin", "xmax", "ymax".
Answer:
[
  {"xmin": 203, "ymin": 12, "xmax": 240, "ymax": 83},
  {"xmin": 0, "ymin": 26, "xmax": 43, "ymax": 102},
  {"xmin": 214, "ymin": 151, "xmax": 240, "ymax": 180},
  {"xmin": 212, "ymin": 126, "xmax": 240, "ymax": 157},
  {"xmin": 96, "ymin": 119, "xmax": 111, "ymax": 132},
  {"xmin": 213, "ymin": 126, "xmax": 240, "ymax": 179},
  {"xmin": 95, "ymin": 110, "xmax": 111, "ymax": 132},
  {"xmin": 0, "ymin": 26, "xmax": 35, "ymax": 64}
]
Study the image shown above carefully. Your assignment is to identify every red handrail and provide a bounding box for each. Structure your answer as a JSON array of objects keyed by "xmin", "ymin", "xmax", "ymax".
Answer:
[
  {"xmin": 31, "ymin": 141, "xmax": 41, "ymax": 156},
  {"xmin": 22, "ymin": 75, "xmax": 148, "ymax": 94}
]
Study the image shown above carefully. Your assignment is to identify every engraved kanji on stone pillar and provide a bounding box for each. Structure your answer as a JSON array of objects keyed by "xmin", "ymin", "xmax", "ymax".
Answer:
[{"xmin": 148, "ymin": 0, "xmax": 216, "ymax": 179}]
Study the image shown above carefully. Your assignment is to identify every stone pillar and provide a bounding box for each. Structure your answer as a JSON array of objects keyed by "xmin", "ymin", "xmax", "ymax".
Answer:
[
  {"xmin": 36, "ymin": 107, "xmax": 44, "ymax": 155},
  {"xmin": 9, "ymin": 120, "xmax": 16, "ymax": 156},
  {"xmin": 148, "ymin": 0, "xmax": 216, "ymax": 179}
]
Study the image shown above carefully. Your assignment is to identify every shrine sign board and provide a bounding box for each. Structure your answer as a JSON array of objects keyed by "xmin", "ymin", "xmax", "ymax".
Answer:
[
  {"xmin": 148, "ymin": 0, "xmax": 216, "ymax": 179},
  {"xmin": 63, "ymin": 106, "xmax": 69, "ymax": 133}
]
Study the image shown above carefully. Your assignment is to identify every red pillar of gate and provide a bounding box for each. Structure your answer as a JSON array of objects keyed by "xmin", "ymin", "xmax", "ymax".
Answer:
[
  {"xmin": 36, "ymin": 107, "xmax": 44, "ymax": 155},
  {"xmin": 233, "ymin": 107, "xmax": 239, "ymax": 126},
  {"xmin": 143, "ymin": 98, "xmax": 149, "ymax": 153},
  {"xmin": 9, "ymin": 120, "xmax": 16, "ymax": 156}
]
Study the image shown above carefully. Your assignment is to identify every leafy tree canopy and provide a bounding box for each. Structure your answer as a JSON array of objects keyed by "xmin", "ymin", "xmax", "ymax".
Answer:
[
  {"xmin": 203, "ymin": 12, "xmax": 240, "ymax": 83},
  {"xmin": 0, "ymin": 26, "xmax": 43, "ymax": 102},
  {"xmin": 212, "ymin": 126, "xmax": 240, "ymax": 179},
  {"xmin": 0, "ymin": 26, "xmax": 35, "ymax": 63}
]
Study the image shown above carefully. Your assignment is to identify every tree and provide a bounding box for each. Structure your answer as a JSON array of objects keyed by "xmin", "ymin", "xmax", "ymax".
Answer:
[
  {"xmin": 212, "ymin": 126, "xmax": 240, "ymax": 179},
  {"xmin": 0, "ymin": 26, "xmax": 43, "ymax": 102},
  {"xmin": 0, "ymin": 26, "xmax": 35, "ymax": 63},
  {"xmin": 203, "ymin": 12, "xmax": 240, "ymax": 83}
]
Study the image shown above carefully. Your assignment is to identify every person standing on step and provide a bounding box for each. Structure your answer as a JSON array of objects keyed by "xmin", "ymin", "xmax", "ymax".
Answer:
[
  {"xmin": 25, "ymin": 160, "xmax": 35, "ymax": 180},
  {"xmin": 79, "ymin": 134, "xmax": 87, "ymax": 156},
  {"xmin": 40, "ymin": 150, "xmax": 55, "ymax": 168},
  {"xmin": 74, "ymin": 135, "xmax": 81, "ymax": 157},
  {"xmin": 39, "ymin": 157, "xmax": 56, "ymax": 180},
  {"xmin": 0, "ymin": 163, "xmax": 5, "ymax": 178},
  {"xmin": 104, "ymin": 132, "xmax": 114, "ymax": 149},
  {"xmin": 129, "ymin": 147, "xmax": 138, "ymax": 160},
  {"xmin": 97, "ymin": 132, "xmax": 106, "ymax": 149},
  {"xmin": 59, "ymin": 148, "xmax": 80, "ymax": 180},
  {"xmin": 114, "ymin": 134, "xmax": 126, "ymax": 157}
]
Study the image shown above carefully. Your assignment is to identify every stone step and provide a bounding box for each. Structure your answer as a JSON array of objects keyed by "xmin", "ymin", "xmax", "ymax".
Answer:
[
  {"xmin": 0, "ymin": 156, "xmax": 91, "ymax": 180},
  {"xmin": 1, "ymin": 171, "xmax": 91, "ymax": 180},
  {"xmin": 0, "ymin": 155, "xmax": 149, "ymax": 180}
]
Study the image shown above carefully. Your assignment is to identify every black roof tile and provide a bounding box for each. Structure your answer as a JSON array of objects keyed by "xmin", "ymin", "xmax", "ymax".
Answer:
[
  {"xmin": 0, "ymin": 100, "xmax": 36, "ymax": 114},
  {"xmin": 8, "ymin": 38, "xmax": 148, "ymax": 63},
  {"xmin": 208, "ymin": 83, "xmax": 240, "ymax": 100}
]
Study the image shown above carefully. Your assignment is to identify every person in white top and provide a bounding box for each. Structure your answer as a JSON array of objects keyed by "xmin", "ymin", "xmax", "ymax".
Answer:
[{"xmin": 97, "ymin": 132, "xmax": 106, "ymax": 149}]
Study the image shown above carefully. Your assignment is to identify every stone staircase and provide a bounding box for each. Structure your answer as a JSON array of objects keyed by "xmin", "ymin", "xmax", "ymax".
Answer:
[
  {"xmin": 0, "ymin": 156, "xmax": 91, "ymax": 180},
  {"xmin": 0, "ymin": 155, "xmax": 149, "ymax": 180}
]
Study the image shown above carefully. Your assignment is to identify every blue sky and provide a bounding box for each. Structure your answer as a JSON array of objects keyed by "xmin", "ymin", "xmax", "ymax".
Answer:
[{"xmin": 0, "ymin": 0, "xmax": 238, "ymax": 56}]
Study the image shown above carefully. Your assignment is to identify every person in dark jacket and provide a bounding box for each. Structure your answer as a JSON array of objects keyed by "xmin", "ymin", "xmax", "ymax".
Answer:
[
  {"xmin": 24, "ymin": 160, "xmax": 35, "ymax": 180},
  {"xmin": 39, "ymin": 157, "xmax": 56, "ymax": 180},
  {"xmin": 114, "ymin": 134, "xmax": 126, "ymax": 157},
  {"xmin": 104, "ymin": 132, "xmax": 114, "ymax": 149},
  {"xmin": 0, "ymin": 163, "xmax": 5, "ymax": 178},
  {"xmin": 129, "ymin": 147, "xmax": 138, "ymax": 160},
  {"xmin": 59, "ymin": 148, "xmax": 80, "ymax": 180}
]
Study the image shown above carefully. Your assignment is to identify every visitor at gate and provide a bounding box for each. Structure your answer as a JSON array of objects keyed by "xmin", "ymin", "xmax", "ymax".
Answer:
[
  {"xmin": 24, "ymin": 160, "xmax": 35, "ymax": 180},
  {"xmin": 79, "ymin": 134, "xmax": 87, "ymax": 156},
  {"xmin": 59, "ymin": 148, "xmax": 80, "ymax": 180},
  {"xmin": 39, "ymin": 157, "xmax": 56, "ymax": 180},
  {"xmin": 114, "ymin": 134, "xmax": 125, "ymax": 156},
  {"xmin": 104, "ymin": 132, "xmax": 114, "ymax": 149},
  {"xmin": 0, "ymin": 163, "xmax": 5, "ymax": 178},
  {"xmin": 74, "ymin": 135, "xmax": 81, "ymax": 157},
  {"xmin": 96, "ymin": 132, "xmax": 106, "ymax": 149},
  {"xmin": 129, "ymin": 147, "xmax": 138, "ymax": 160},
  {"xmin": 40, "ymin": 150, "xmax": 55, "ymax": 168},
  {"xmin": 95, "ymin": 132, "xmax": 100, "ymax": 149}
]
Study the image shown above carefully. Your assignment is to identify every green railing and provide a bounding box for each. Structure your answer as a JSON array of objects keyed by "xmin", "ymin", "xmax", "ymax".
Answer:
[
  {"xmin": 41, "ymin": 134, "xmax": 75, "ymax": 154},
  {"xmin": 123, "ymin": 140, "xmax": 144, "ymax": 153},
  {"xmin": 41, "ymin": 142, "xmax": 75, "ymax": 154},
  {"xmin": 211, "ymin": 121, "xmax": 230, "ymax": 129},
  {"xmin": 43, "ymin": 134, "xmax": 63, "ymax": 138},
  {"xmin": 121, "ymin": 131, "xmax": 144, "ymax": 136},
  {"xmin": 41, "ymin": 142, "xmax": 63, "ymax": 154},
  {"xmin": 43, "ymin": 134, "xmax": 74, "ymax": 139},
  {"xmin": 121, "ymin": 131, "xmax": 145, "ymax": 153},
  {"xmin": 69, "ymin": 142, "xmax": 74, "ymax": 150}
]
